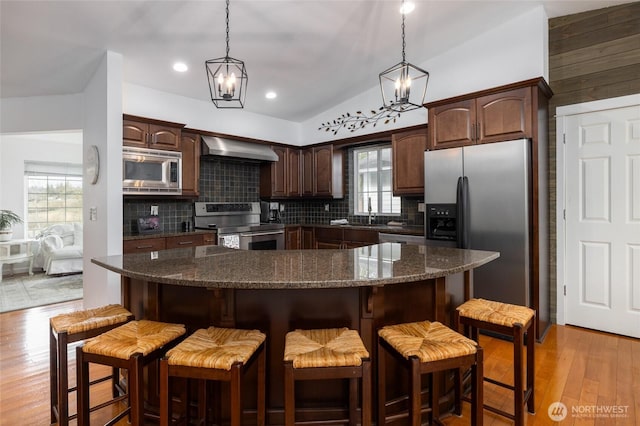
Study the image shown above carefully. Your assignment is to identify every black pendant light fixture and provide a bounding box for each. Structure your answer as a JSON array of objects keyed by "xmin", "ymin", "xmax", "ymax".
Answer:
[
  {"xmin": 205, "ymin": 0, "xmax": 248, "ymax": 108},
  {"xmin": 379, "ymin": 0, "xmax": 428, "ymax": 112}
]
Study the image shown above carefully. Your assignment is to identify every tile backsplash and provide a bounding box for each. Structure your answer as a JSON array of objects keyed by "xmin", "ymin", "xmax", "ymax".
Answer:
[{"xmin": 123, "ymin": 148, "xmax": 423, "ymax": 234}]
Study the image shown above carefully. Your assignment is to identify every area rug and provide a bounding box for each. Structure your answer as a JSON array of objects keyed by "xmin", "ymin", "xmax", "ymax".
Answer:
[{"xmin": 0, "ymin": 273, "xmax": 83, "ymax": 313}]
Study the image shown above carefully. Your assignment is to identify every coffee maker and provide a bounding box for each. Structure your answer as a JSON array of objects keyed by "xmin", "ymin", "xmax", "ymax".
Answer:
[{"xmin": 260, "ymin": 201, "xmax": 281, "ymax": 223}]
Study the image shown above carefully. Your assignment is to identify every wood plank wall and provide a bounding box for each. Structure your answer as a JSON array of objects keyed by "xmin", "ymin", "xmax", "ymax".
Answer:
[{"xmin": 548, "ymin": 2, "xmax": 640, "ymax": 322}]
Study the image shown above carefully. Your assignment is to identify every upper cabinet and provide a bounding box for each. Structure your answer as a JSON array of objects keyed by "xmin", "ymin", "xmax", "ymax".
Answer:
[
  {"xmin": 392, "ymin": 128, "xmax": 428, "ymax": 195},
  {"xmin": 181, "ymin": 131, "xmax": 201, "ymax": 197},
  {"xmin": 261, "ymin": 145, "xmax": 343, "ymax": 199},
  {"xmin": 123, "ymin": 115, "xmax": 182, "ymax": 151},
  {"xmin": 426, "ymin": 86, "xmax": 532, "ymax": 150}
]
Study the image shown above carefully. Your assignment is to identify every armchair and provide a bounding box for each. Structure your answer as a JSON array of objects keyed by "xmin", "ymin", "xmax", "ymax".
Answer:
[{"xmin": 38, "ymin": 223, "xmax": 83, "ymax": 275}]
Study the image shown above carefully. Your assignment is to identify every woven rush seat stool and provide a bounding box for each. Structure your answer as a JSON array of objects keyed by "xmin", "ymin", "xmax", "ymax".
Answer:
[
  {"xmin": 159, "ymin": 326, "xmax": 266, "ymax": 426},
  {"xmin": 49, "ymin": 304, "xmax": 133, "ymax": 426},
  {"xmin": 284, "ymin": 327, "xmax": 371, "ymax": 426},
  {"xmin": 455, "ymin": 298, "xmax": 535, "ymax": 426},
  {"xmin": 76, "ymin": 319, "xmax": 186, "ymax": 426},
  {"xmin": 378, "ymin": 320, "xmax": 483, "ymax": 426}
]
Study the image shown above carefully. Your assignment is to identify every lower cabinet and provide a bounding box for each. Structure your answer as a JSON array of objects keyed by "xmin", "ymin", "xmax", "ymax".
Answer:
[
  {"xmin": 314, "ymin": 227, "xmax": 378, "ymax": 249},
  {"xmin": 302, "ymin": 227, "xmax": 315, "ymax": 249},
  {"xmin": 285, "ymin": 226, "xmax": 301, "ymax": 250},
  {"xmin": 123, "ymin": 232, "xmax": 216, "ymax": 254}
]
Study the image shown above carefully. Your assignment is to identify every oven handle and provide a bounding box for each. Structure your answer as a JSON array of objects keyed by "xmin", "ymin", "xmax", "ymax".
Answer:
[{"xmin": 239, "ymin": 230, "xmax": 284, "ymax": 238}]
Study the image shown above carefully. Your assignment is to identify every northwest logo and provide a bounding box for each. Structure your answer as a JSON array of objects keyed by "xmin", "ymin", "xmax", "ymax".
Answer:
[{"xmin": 548, "ymin": 402, "xmax": 568, "ymax": 421}]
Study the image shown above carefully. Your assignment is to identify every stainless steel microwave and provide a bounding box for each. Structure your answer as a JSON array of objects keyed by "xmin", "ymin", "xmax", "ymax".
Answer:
[{"xmin": 122, "ymin": 146, "xmax": 182, "ymax": 195}]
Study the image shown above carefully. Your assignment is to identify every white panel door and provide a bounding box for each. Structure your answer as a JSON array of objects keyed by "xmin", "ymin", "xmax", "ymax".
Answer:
[{"xmin": 565, "ymin": 104, "xmax": 640, "ymax": 338}]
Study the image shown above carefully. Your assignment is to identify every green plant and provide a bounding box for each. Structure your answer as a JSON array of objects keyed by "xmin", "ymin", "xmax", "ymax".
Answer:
[{"xmin": 0, "ymin": 210, "xmax": 22, "ymax": 230}]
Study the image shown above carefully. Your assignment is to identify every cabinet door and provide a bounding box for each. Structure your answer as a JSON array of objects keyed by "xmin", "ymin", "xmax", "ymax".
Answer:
[
  {"xmin": 181, "ymin": 132, "xmax": 200, "ymax": 197},
  {"xmin": 314, "ymin": 146, "xmax": 333, "ymax": 196},
  {"xmin": 271, "ymin": 146, "xmax": 288, "ymax": 197},
  {"xmin": 123, "ymin": 237, "xmax": 166, "ymax": 254},
  {"xmin": 287, "ymin": 149, "xmax": 302, "ymax": 197},
  {"xmin": 202, "ymin": 232, "xmax": 217, "ymax": 245},
  {"xmin": 428, "ymin": 99, "xmax": 475, "ymax": 150},
  {"xmin": 302, "ymin": 227, "xmax": 315, "ymax": 249},
  {"xmin": 392, "ymin": 129, "xmax": 428, "ymax": 195},
  {"xmin": 149, "ymin": 124, "xmax": 181, "ymax": 151},
  {"xmin": 123, "ymin": 119, "xmax": 149, "ymax": 148},
  {"xmin": 476, "ymin": 87, "xmax": 532, "ymax": 144},
  {"xmin": 302, "ymin": 148, "xmax": 314, "ymax": 196},
  {"xmin": 285, "ymin": 227, "xmax": 301, "ymax": 249},
  {"xmin": 166, "ymin": 234, "xmax": 204, "ymax": 249}
]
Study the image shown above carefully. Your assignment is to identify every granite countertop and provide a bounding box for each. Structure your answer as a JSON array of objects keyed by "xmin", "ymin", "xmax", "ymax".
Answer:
[
  {"xmin": 123, "ymin": 229, "xmax": 216, "ymax": 241},
  {"xmin": 92, "ymin": 244, "xmax": 497, "ymax": 290}
]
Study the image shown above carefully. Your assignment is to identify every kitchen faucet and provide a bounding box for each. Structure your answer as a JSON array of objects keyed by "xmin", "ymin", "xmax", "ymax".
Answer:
[{"xmin": 367, "ymin": 197, "xmax": 375, "ymax": 225}]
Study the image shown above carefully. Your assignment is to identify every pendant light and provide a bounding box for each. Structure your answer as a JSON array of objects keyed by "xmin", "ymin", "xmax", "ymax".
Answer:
[
  {"xmin": 205, "ymin": 0, "xmax": 248, "ymax": 108},
  {"xmin": 379, "ymin": 0, "xmax": 428, "ymax": 112}
]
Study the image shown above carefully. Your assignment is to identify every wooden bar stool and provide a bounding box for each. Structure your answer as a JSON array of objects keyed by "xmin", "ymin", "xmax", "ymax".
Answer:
[
  {"xmin": 284, "ymin": 328, "xmax": 371, "ymax": 426},
  {"xmin": 455, "ymin": 298, "xmax": 535, "ymax": 426},
  {"xmin": 76, "ymin": 319, "xmax": 186, "ymax": 426},
  {"xmin": 49, "ymin": 304, "xmax": 134, "ymax": 426},
  {"xmin": 159, "ymin": 326, "xmax": 266, "ymax": 426},
  {"xmin": 378, "ymin": 320, "xmax": 483, "ymax": 426}
]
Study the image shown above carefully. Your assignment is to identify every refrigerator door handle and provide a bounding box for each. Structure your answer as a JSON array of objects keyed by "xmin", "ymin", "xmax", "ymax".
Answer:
[{"xmin": 456, "ymin": 176, "xmax": 470, "ymax": 249}]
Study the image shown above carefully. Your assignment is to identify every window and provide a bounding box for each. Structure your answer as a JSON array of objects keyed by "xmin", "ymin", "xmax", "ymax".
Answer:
[
  {"xmin": 353, "ymin": 145, "xmax": 400, "ymax": 215},
  {"xmin": 24, "ymin": 162, "xmax": 83, "ymax": 238}
]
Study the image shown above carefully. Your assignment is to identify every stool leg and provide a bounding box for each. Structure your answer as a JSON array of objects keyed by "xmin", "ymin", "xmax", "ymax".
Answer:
[
  {"xmin": 284, "ymin": 362, "xmax": 295, "ymax": 426},
  {"xmin": 409, "ymin": 357, "xmax": 421, "ymax": 426},
  {"xmin": 362, "ymin": 359, "xmax": 371, "ymax": 426},
  {"xmin": 513, "ymin": 325, "xmax": 524, "ymax": 426},
  {"xmin": 112, "ymin": 367, "xmax": 120, "ymax": 398},
  {"xmin": 230, "ymin": 364, "xmax": 242, "ymax": 426},
  {"xmin": 129, "ymin": 353, "xmax": 145, "ymax": 426},
  {"xmin": 49, "ymin": 326, "xmax": 58, "ymax": 424},
  {"xmin": 57, "ymin": 331, "xmax": 69, "ymax": 426},
  {"xmin": 454, "ymin": 367, "xmax": 462, "ymax": 416},
  {"xmin": 473, "ymin": 348, "xmax": 484, "ymax": 426},
  {"xmin": 527, "ymin": 319, "xmax": 536, "ymax": 414},
  {"xmin": 349, "ymin": 378, "xmax": 358, "ymax": 425},
  {"xmin": 198, "ymin": 379, "xmax": 207, "ymax": 422},
  {"xmin": 257, "ymin": 344, "xmax": 266, "ymax": 426},
  {"xmin": 377, "ymin": 339, "xmax": 386, "ymax": 425},
  {"xmin": 76, "ymin": 346, "xmax": 90, "ymax": 426},
  {"xmin": 160, "ymin": 359, "xmax": 170, "ymax": 426}
]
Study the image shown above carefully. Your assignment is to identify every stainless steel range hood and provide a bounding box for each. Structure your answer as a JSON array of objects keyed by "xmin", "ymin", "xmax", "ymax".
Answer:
[{"xmin": 201, "ymin": 136, "xmax": 278, "ymax": 162}]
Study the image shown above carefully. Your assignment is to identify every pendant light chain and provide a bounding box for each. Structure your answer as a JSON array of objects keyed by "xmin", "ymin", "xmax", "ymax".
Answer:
[
  {"xmin": 225, "ymin": 0, "xmax": 230, "ymax": 59},
  {"xmin": 401, "ymin": 0, "xmax": 406, "ymax": 62}
]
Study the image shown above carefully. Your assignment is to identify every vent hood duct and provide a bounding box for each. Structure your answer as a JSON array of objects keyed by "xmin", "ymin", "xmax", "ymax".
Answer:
[{"xmin": 201, "ymin": 136, "xmax": 278, "ymax": 162}]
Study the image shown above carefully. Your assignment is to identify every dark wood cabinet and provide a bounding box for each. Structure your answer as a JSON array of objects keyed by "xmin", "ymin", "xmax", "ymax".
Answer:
[
  {"xmin": 392, "ymin": 128, "xmax": 428, "ymax": 195},
  {"xmin": 314, "ymin": 227, "xmax": 378, "ymax": 249},
  {"xmin": 180, "ymin": 132, "xmax": 200, "ymax": 197},
  {"xmin": 285, "ymin": 226, "xmax": 301, "ymax": 250},
  {"xmin": 427, "ymin": 86, "xmax": 532, "ymax": 150},
  {"xmin": 302, "ymin": 227, "xmax": 315, "ymax": 249},
  {"xmin": 123, "ymin": 237, "xmax": 166, "ymax": 254},
  {"xmin": 123, "ymin": 232, "xmax": 215, "ymax": 254},
  {"xmin": 262, "ymin": 145, "xmax": 343, "ymax": 199},
  {"xmin": 122, "ymin": 115, "xmax": 182, "ymax": 151}
]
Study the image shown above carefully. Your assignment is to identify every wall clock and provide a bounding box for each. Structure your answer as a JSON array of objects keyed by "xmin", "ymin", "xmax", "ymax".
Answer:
[{"xmin": 86, "ymin": 145, "xmax": 100, "ymax": 185}]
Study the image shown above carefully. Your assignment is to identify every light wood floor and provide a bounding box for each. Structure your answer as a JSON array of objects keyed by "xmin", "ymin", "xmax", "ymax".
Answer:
[{"xmin": 0, "ymin": 300, "xmax": 638, "ymax": 425}]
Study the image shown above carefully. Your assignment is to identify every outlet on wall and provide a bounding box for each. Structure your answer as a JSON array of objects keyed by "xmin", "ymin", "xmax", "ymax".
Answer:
[
  {"xmin": 151, "ymin": 205, "xmax": 159, "ymax": 216},
  {"xmin": 417, "ymin": 202, "xmax": 425, "ymax": 212},
  {"xmin": 324, "ymin": 204, "xmax": 330, "ymax": 212}
]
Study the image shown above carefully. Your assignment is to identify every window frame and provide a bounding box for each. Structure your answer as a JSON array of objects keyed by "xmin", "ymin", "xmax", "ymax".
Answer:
[{"xmin": 352, "ymin": 144, "xmax": 401, "ymax": 217}]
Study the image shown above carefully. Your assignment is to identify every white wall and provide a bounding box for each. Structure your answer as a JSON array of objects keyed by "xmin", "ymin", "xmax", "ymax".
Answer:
[
  {"xmin": 123, "ymin": 84, "xmax": 301, "ymax": 145},
  {"xmin": 0, "ymin": 133, "xmax": 82, "ymax": 239},
  {"xmin": 302, "ymin": 6, "xmax": 549, "ymax": 144},
  {"xmin": 0, "ymin": 94, "xmax": 83, "ymax": 134},
  {"xmin": 82, "ymin": 51, "xmax": 123, "ymax": 309}
]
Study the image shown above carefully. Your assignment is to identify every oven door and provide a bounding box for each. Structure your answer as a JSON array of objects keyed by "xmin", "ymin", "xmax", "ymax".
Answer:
[{"xmin": 240, "ymin": 230, "xmax": 285, "ymax": 250}]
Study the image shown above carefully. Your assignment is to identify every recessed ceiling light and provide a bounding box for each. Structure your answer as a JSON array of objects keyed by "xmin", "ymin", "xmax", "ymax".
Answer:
[
  {"xmin": 265, "ymin": 91, "xmax": 277, "ymax": 99},
  {"xmin": 173, "ymin": 62, "xmax": 188, "ymax": 72},
  {"xmin": 399, "ymin": 2, "xmax": 415, "ymax": 14}
]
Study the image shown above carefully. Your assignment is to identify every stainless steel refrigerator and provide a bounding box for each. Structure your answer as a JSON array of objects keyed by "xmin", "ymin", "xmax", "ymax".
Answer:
[{"xmin": 424, "ymin": 139, "xmax": 531, "ymax": 307}]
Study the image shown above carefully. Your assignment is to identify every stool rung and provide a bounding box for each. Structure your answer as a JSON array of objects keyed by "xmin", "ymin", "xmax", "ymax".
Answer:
[
  {"xmin": 68, "ymin": 373, "xmax": 115, "ymax": 393},
  {"xmin": 88, "ymin": 393, "xmax": 128, "ymax": 413},
  {"xmin": 485, "ymin": 376, "xmax": 515, "ymax": 391},
  {"xmin": 104, "ymin": 406, "xmax": 130, "ymax": 426}
]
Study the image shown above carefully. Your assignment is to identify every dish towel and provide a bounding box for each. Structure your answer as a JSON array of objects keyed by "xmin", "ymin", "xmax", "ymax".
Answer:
[{"xmin": 221, "ymin": 235, "xmax": 240, "ymax": 249}]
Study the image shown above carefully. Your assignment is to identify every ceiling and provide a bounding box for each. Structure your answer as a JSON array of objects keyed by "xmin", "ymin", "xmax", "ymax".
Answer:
[{"xmin": 0, "ymin": 0, "xmax": 631, "ymax": 123}]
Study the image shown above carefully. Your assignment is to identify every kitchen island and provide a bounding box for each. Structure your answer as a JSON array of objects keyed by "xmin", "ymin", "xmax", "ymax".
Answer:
[{"xmin": 92, "ymin": 243, "xmax": 498, "ymax": 424}]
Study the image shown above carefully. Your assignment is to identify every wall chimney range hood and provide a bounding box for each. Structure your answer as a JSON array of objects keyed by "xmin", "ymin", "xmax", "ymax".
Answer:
[{"xmin": 201, "ymin": 136, "xmax": 278, "ymax": 162}]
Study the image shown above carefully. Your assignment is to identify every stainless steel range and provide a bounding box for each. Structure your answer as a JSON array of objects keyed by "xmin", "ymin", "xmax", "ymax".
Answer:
[{"xmin": 194, "ymin": 202, "xmax": 285, "ymax": 250}]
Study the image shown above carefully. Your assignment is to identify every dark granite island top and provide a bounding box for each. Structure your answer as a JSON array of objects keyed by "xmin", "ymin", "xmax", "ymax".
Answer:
[
  {"xmin": 92, "ymin": 243, "xmax": 498, "ymax": 289},
  {"xmin": 91, "ymin": 244, "xmax": 498, "ymax": 425}
]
